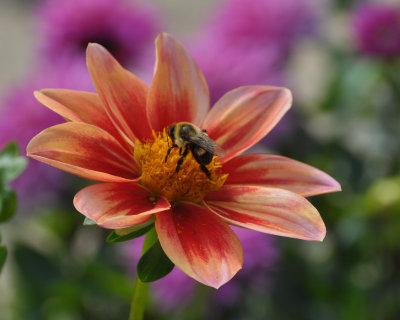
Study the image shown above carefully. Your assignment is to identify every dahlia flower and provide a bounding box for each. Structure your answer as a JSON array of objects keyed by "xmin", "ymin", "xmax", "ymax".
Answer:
[
  {"xmin": 36, "ymin": 0, "xmax": 160, "ymax": 67},
  {"xmin": 192, "ymin": 0, "xmax": 317, "ymax": 102},
  {"xmin": 0, "ymin": 65, "xmax": 93, "ymax": 200},
  {"xmin": 27, "ymin": 33, "xmax": 340, "ymax": 288},
  {"xmin": 352, "ymin": 3, "xmax": 400, "ymax": 58}
]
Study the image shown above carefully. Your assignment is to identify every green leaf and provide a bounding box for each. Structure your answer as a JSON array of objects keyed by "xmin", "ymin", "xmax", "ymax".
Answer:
[
  {"xmin": 83, "ymin": 217, "xmax": 97, "ymax": 226},
  {"xmin": 0, "ymin": 187, "xmax": 17, "ymax": 223},
  {"xmin": 106, "ymin": 224, "xmax": 154, "ymax": 243},
  {"xmin": 0, "ymin": 141, "xmax": 28, "ymax": 183},
  {"xmin": 0, "ymin": 245, "xmax": 7, "ymax": 273},
  {"xmin": 137, "ymin": 240, "xmax": 174, "ymax": 282}
]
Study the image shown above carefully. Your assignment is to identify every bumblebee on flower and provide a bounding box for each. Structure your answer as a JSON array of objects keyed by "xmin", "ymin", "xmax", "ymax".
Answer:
[{"xmin": 27, "ymin": 33, "xmax": 340, "ymax": 288}]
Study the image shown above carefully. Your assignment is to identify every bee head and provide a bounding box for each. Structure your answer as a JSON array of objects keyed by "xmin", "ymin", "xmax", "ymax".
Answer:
[{"xmin": 168, "ymin": 124, "xmax": 176, "ymax": 142}]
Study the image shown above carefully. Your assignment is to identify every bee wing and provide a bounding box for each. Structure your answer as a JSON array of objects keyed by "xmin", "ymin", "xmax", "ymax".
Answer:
[{"xmin": 187, "ymin": 133, "xmax": 225, "ymax": 157}]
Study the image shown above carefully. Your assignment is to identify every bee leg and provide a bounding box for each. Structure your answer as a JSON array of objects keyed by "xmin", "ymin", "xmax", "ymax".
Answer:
[
  {"xmin": 190, "ymin": 145, "xmax": 212, "ymax": 179},
  {"xmin": 175, "ymin": 146, "xmax": 189, "ymax": 173},
  {"xmin": 199, "ymin": 164, "xmax": 211, "ymax": 179},
  {"xmin": 164, "ymin": 144, "xmax": 178, "ymax": 163},
  {"xmin": 179, "ymin": 147, "xmax": 182, "ymax": 155}
]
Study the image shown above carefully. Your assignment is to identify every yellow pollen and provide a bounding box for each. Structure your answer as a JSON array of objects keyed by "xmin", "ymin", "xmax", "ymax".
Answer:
[{"xmin": 134, "ymin": 130, "xmax": 228, "ymax": 203}]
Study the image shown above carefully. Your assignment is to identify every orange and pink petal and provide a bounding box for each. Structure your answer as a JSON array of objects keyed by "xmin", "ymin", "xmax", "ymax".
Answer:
[
  {"xmin": 223, "ymin": 154, "xmax": 341, "ymax": 197},
  {"xmin": 33, "ymin": 89, "xmax": 133, "ymax": 152},
  {"xmin": 202, "ymin": 86, "xmax": 292, "ymax": 163},
  {"xmin": 146, "ymin": 33, "xmax": 210, "ymax": 132},
  {"xmin": 86, "ymin": 43, "xmax": 152, "ymax": 142},
  {"xmin": 205, "ymin": 185, "xmax": 326, "ymax": 241},
  {"xmin": 74, "ymin": 183, "xmax": 170, "ymax": 229},
  {"xmin": 155, "ymin": 202, "xmax": 243, "ymax": 288},
  {"xmin": 27, "ymin": 122, "xmax": 140, "ymax": 182}
]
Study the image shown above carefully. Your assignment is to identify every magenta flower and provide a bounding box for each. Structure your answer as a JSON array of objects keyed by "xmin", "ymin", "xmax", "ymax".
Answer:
[
  {"xmin": 193, "ymin": 39, "xmax": 284, "ymax": 104},
  {"xmin": 205, "ymin": 0, "xmax": 316, "ymax": 50},
  {"xmin": 0, "ymin": 66, "xmax": 92, "ymax": 199},
  {"xmin": 352, "ymin": 3, "xmax": 400, "ymax": 58},
  {"xmin": 36, "ymin": 0, "xmax": 160, "ymax": 67},
  {"xmin": 192, "ymin": 0, "xmax": 317, "ymax": 103}
]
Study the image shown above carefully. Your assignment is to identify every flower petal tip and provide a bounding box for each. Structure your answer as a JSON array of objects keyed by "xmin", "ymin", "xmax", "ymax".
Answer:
[
  {"xmin": 332, "ymin": 179, "xmax": 342, "ymax": 192},
  {"xmin": 211, "ymin": 265, "xmax": 243, "ymax": 290},
  {"xmin": 33, "ymin": 90, "xmax": 48, "ymax": 105},
  {"xmin": 156, "ymin": 32, "xmax": 171, "ymax": 41},
  {"xmin": 313, "ymin": 224, "xmax": 326, "ymax": 242},
  {"xmin": 317, "ymin": 175, "xmax": 342, "ymax": 196},
  {"xmin": 86, "ymin": 43, "xmax": 109, "ymax": 63},
  {"xmin": 277, "ymin": 87, "xmax": 293, "ymax": 110},
  {"xmin": 87, "ymin": 42, "xmax": 101, "ymax": 49}
]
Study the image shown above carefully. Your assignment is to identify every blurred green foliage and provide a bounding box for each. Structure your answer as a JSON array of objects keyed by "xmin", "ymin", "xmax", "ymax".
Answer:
[
  {"xmin": 0, "ymin": 142, "xmax": 27, "ymax": 274},
  {"xmin": 0, "ymin": 142, "xmax": 27, "ymax": 185}
]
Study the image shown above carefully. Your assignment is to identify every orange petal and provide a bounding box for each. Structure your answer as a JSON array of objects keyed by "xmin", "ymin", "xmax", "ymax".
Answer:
[
  {"xmin": 205, "ymin": 185, "xmax": 326, "ymax": 241},
  {"xmin": 147, "ymin": 33, "xmax": 210, "ymax": 132},
  {"xmin": 74, "ymin": 183, "xmax": 170, "ymax": 229},
  {"xmin": 202, "ymin": 86, "xmax": 292, "ymax": 163},
  {"xmin": 223, "ymin": 154, "xmax": 341, "ymax": 197},
  {"xmin": 155, "ymin": 202, "xmax": 243, "ymax": 288},
  {"xmin": 34, "ymin": 89, "xmax": 133, "ymax": 152},
  {"xmin": 27, "ymin": 122, "xmax": 139, "ymax": 182},
  {"xmin": 86, "ymin": 43, "xmax": 152, "ymax": 142}
]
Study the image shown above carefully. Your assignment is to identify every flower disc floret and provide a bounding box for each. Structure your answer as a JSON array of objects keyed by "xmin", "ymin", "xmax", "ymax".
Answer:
[{"xmin": 134, "ymin": 130, "xmax": 228, "ymax": 203}]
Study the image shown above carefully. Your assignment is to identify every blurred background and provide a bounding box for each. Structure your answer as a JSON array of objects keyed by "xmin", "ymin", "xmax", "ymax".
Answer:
[{"xmin": 0, "ymin": 0, "xmax": 400, "ymax": 319}]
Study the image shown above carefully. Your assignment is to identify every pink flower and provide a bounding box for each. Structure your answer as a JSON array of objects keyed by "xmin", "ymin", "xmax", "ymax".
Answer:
[
  {"xmin": 27, "ymin": 33, "xmax": 340, "ymax": 288},
  {"xmin": 352, "ymin": 3, "xmax": 400, "ymax": 58},
  {"xmin": 36, "ymin": 0, "xmax": 160, "ymax": 67},
  {"xmin": 0, "ymin": 65, "xmax": 93, "ymax": 199},
  {"xmin": 192, "ymin": 0, "xmax": 317, "ymax": 102}
]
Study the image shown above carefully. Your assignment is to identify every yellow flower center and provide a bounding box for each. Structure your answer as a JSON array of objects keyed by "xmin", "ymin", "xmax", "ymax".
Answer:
[{"xmin": 134, "ymin": 130, "xmax": 227, "ymax": 204}]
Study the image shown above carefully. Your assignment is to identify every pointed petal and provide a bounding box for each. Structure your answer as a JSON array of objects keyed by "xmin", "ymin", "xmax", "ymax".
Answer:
[
  {"xmin": 155, "ymin": 203, "xmax": 243, "ymax": 288},
  {"xmin": 223, "ymin": 154, "xmax": 341, "ymax": 197},
  {"xmin": 205, "ymin": 185, "xmax": 326, "ymax": 241},
  {"xmin": 86, "ymin": 43, "xmax": 152, "ymax": 142},
  {"xmin": 74, "ymin": 183, "xmax": 170, "ymax": 229},
  {"xmin": 27, "ymin": 122, "xmax": 139, "ymax": 182},
  {"xmin": 34, "ymin": 89, "xmax": 133, "ymax": 151},
  {"xmin": 203, "ymin": 86, "xmax": 292, "ymax": 163},
  {"xmin": 147, "ymin": 33, "xmax": 210, "ymax": 132}
]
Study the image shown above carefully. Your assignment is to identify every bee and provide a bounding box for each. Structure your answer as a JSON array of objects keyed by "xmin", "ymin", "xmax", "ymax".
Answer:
[{"xmin": 165, "ymin": 122, "xmax": 225, "ymax": 179}]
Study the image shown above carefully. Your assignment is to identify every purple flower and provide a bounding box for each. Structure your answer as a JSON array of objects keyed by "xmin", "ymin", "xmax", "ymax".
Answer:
[
  {"xmin": 193, "ymin": 38, "xmax": 285, "ymax": 104},
  {"xmin": 192, "ymin": 0, "xmax": 317, "ymax": 103},
  {"xmin": 0, "ymin": 65, "xmax": 92, "ymax": 200},
  {"xmin": 352, "ymin": 3, "xmax": 400, "ymax": 58},
  {"xmin": 150, "ymin": 266, "xmax": 196, "ymax": 311},
  {"xmin": 2, "ymin": 0, "xmax": 161, "ymax": 201},
  {"xmin": 204, "ymin": 0, "xmax": 316, "ymax": 51},
  {"xmin": 35, "ymin": 0, "xmax": 160, "ymax": 68}
]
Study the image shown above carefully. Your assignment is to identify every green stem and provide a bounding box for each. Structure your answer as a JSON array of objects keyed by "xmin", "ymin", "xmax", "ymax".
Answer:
[{"xmin": 129, "ymin": 227, "xmax": 158, "ymax": 320}]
